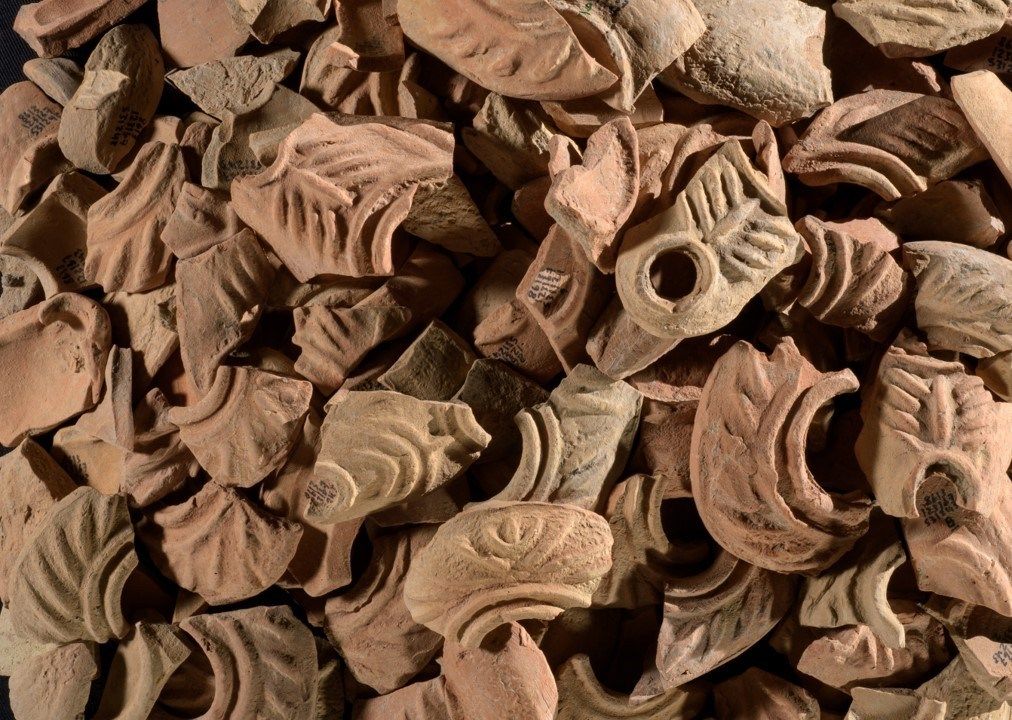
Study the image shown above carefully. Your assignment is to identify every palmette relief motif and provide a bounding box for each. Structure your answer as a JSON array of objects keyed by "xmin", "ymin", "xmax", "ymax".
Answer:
[
  {"xmin": 402, "ymin": 501, "xmax": 613, "ymax": 648},
  {"xmin": 307, "ymin": 390, "xmax": 489, "ymax": 523},
  {"xmin": 167, "ymin": 365, "xmax": 313, "ymax": 488},
  {"xmin": 13, "ymin": 0, "xmax": 148, "ymax": 56},
  {"xmin": 713, "ymin": 668, "xmax": 820, "ymax": 720},
  {"xmin": 845, "ymin": 687, "xmax": 947, "ymax": 720},
  {"xmin": 139, "ymin": 482, "xmax": 302, "ymax": 605},
  {"xmin": 398, "ymin": 0, "xmax": 617, "ymax": 102},
  {"xmin": 8, "ymin": 487, "xmax": 137, "ymax": 645},
  {"xmin": 166, "ymin": 50, "xmax": 301, "ymax": 119},
  {"xmin": 782, "ymin": 90, "xmax": 989, "ymax": 200},
  {"xmin": 0, "ymin": 82, "xmax": 69, "ymax": 214},
  {"xmin": 9, "ymin": 642, "xmax": 98, "ymax": 720},
  {"xmin": 232, "ymin": 113, "xmax": 453, "ymax": 281},
  {"xmin": 691, "ymin": 339, "xmax": 872, "ymax": 574}
]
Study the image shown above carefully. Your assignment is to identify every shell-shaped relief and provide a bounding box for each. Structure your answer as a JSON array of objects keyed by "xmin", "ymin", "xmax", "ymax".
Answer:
[
  {"xmin": 176, "ymin": 228, "xmax": 276, "ymax": 393},
  {"xmin": 323, "ymin": 527, "xmax": 442, "ymax": 694},
  {"xmin": 9, "ymin": 642, "xmax": 97, "ymax": 720},
  {"xmin": 8, "ymin": 487, "xmax": 138, "ymax": 644},
  {"xmin": 167, "ymin": 365, "xmax": 313, "ymax": 488},
  {"xmin": 903, "ymin": 240, "xmax": 1012, "ymax": 359},
  {"xmin": 398, "ymin": 0, "xmax": 616, "ymax": 102},
  {"xmin": 856, "ymin": 331, "xmax": 1012, "ymax": 519},
  {"xmin": 139, "ymin": 482, "xmax": 302, "ymax": 605},
  {"xmin": 713, "ymin": 668, "xmax": 820, "ymax": 720},
  {"xmin": 555, "ymin": 654, "xmax": 706, "ymax": 720},
  {"xmin": 492, "ymin": 364, "xmax": 642, "ymax": 512},
  {"xmin": 782, "ymin": 90, "xmax": 989, "ymax": 200},
  {"xmin": 231, "ymin": 113, "xmax": 453, "ymax": 282},
  {"xmin": 307, "ymin": 390, "xmax": 489, "ymax": 523},
  {"xmin": 845, "ymin": 687, "xmax": 947, "ymax": 720},
  {"xmin": 85, "ymin": 141, "xmax": 186, "ymax": 293},
  {"xmin": 656, "ymin": 550, "xmax": 796, "ymax": 687},
  {"xmin": 925, "ymin": 597, "xmax": 1012, "ymax": 703},
  {"xmin": 175, "ymin": 606, "xmax": 318, "ymax": 720},
  {"xmin": 796, "ymin": 216, "xmax": 911, "ymax": 341},
  {"xmin": 402, "ymin": 501, "xmax": 614, "ymax": 648},
  {"xmin": 690, "ymin": 339, "xmax": 872, "ymax": 574}
]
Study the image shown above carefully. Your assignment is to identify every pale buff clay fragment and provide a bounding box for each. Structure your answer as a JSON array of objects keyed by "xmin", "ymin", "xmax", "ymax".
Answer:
[
  {"xmin": 845, "ymin": 687, "xmax": 947, "ymax": 720},
  {"xmin": 166, "ymin": 50, "xmax": 301, "ymax": 119},
  {"xmin": 0, "ymin": 81, "xmax": 69, "ymax": 215},
  {"xmin": 22, "ymin": 57, "xmax": 83, "ymax": 106},
  {"xmin": 9, "ymin": 642, "xmax": 98, "ymax": 720},
  {"xmin": 952, "ymin": 70, "xmax": 1012, "ymax": 190},
  {"xmin": 0, "ymin": 607, "xmax": 57, "ymax": 677}
]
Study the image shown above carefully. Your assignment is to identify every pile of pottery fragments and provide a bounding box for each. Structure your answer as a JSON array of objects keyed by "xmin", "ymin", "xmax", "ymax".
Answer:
[{"xmin": 1, "ymin": 0, "xmax": 1012, "ymax": 717}]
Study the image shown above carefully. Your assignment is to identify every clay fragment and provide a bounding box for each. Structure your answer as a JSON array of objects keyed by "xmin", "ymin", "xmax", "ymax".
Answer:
[
  {"xmin": 845, "ymin": 687, "xmax": 947, "ymax": 720},
  {"xmin": 0, "ymin": 81, "xmax": 68, "ymax": 214},
  {"xmin": 161, "ymin": 183, "xmax": 244, "ymax": 260},
  {"xmin": 945, "ymin": 17, "xmax": 1012, "ymax": 75},
  {"xmin": 166, "ymin": 50, "xmax": 302, "ymax": 119},
  {"xmin": 104, "ymin": 285, "xmax": 178, "ymax": 390},
  {"xmin": 158, "ymin": 0, "xmax": 249, "ymax": 68},
  {"xmin": 876, "ymin": 178, "xmax": 1006, "ymax": 248},
  {"xmin": 121, "ymin": 389, "xmax": 198, "ymax": 507},
  {"xmin": 0, "ymin": 254, "xmax": 44, "ymax": 320},
  {"xmin": 14, "ymin": 0, "xmax": 149, "ymax": 57},
  {"xmin": 9, "ymin": 642, "xmax": 98, "ymax": 720},
  {"xmin": 354, "ymin": 677, "xmax": 452, "ymax": 720},
  {"xmin": 919, "ymin": 657, "xmax": 1012, "ymax": 719},
  {"xmin": 461, "ymin": 93, "xmax": 557, "ymax": 189},
  {"xmin": 22, "ymin": 57, "xmax": 83, "ymax": 106},
  {"xmin": 226, "ymin": 0, "xmax": 331, "ymax": 43},
  {"xmin": 331, "ymin": 0, "xmax": 405, "ymax": 72},
  {"xmin": 714, "ymin": 668, "xmax": 820, "ymax": 720},
  {"xmin": 0, "ymin": 607, "xmax": 57, "ymax": 677},
  {"xmin": 75, "ymin": 345, "xmax": 134, "ymax": 449},
  {"xmin": 951, "ymin": 70, "xmax": 1012, "ymax": 190},
  {"xmin": 378, "ymin": 321, "xmax": 477, "ymax": 401}
]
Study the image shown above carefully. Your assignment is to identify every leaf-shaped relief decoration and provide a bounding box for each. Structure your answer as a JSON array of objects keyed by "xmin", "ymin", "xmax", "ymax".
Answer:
[
  {"xmin": 924, "ymin": 597, "xmax": 1012, "ymax": 703},
  {"xmin": 782, "ymin": 90, "xmax": 989, "ymax": 200},
  {"xmin": 176, "ymin": 228, "xmax": 276, "ymax": 394},
  {"xmin": 93, "ymin": 622, "xmax": 190, "ymax": 720},
  {"xmin": 903, "ymin": 240, "xmax": 1012, "ymax": 358},
  {"xmin": 0, "ymin": 82, "xmax": 70, "ymax": 214},
  {"xmin": 177, "ymin": 606, "xmax": 317, "ymax": 720},
  {"xmin": 138, "ymin": 482, "xmax": 302, "ymax": 605},
  {"xmin": 403, "ymin": 501, "xmax": 614, "ymax": 648},
  {"xmin": 658, "ymin": 550, "xmax": 795, "ymax": 687},
  {"xmin": 8, "ymin": 487, "xmax": 138, "ymax": 644},
  {"xmin": 798, "ymin": 511, "xmax": 908, "ymax": 649},
  {"xmin": 301, "ymin": 28, "xmax": 404, "ymax": 112},
  {"xmin": 555, "ymin": 654, "xmax": 706, "ymax": 720},
  {"xmin": 85, "ymin": 142, "xmax": 186, "ymax": 293},
  {"xmin": 834, "ymin": 0, "xmax": 1010, "ymax": 58},
  {"xmin": 796, "ymin": 216, "xmax": 911, "ymax": 341},
  {"xmin": 167, "ymin": 365, "xmax": 313, "ymax": 488},
  {"xmin": 398, "ymin": 0, "xmax": 617, "ymax": 102},
  {"xmin": 122, "ymin": 389, "xmax": 200, "ymax": 508},
  {"xmin": 855, "ymin": 331, "xmax": 1012, "ymax": 519},
  {"xmin": 491, "ymin": 365, "xmax": 641, "ymax": 512},
  {"xmin": 307, "ymin": 390, "xmax": 489, "ymax": 523},
  {"xmin": 714, "ymin": 668, "xmax": 820, "ymax": 720},
  {"xmin": 231, "ymin": 113, "xmax": 453, "ymax": 281},
  {"xmin": 323, "ymin": 527, "xmax": 442, "ymax": 694},
  {"xmin": 845, "ymin": 687, "xmax": 947, "ymax": 720},
  {"xmin": 9, "ymin": 642, "xmax": 98, "ymax": 720},
  {"xmin": 690, "ymin": 339, "xmax": 872, "ymax": 574},
  {"xmin": 615, "ymin": 140, "xmax": 802, "ymax": 341}
]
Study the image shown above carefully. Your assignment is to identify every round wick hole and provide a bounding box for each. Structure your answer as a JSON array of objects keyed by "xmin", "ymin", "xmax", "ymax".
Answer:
[{"xmin": 650, "ymin": 249, "xmax": 698, "ymax": 301}]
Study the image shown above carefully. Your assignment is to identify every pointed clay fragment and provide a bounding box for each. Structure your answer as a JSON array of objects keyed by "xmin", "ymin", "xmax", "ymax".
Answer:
[
  {"xmin": 140, "ymin": 481, "xmax": 302, "ymax": 605},
  {"xmin": 13, "ymin": 0, "xmax": 148, "ymax": 57},
  {"xmin": 59, "ymin": 24, "xmax": 164, "ymax": 174},
  {"xmin": 307, "ymin": 390, "xmax": 489, "ymax": 523},
  {"xmin": 402, "ymin": 175, "xmax": 501, "ymax": 258},
  {"xmin": 491, "ymin": 364, "xmax": 642, "ymax": 511},
  {"xmin": 161, "ymin": 183, "xmax": 244, "ymax": 261},
  {"xmin": 472, "ymin": 299, "xmax": 564, "ymax": 384},
  {"xmin": 403, "ymin": 500, "xmax": 613, "ymax": 648},
  {"xmin": 226, "ymin": 0, "xmax": 331, "ymax": 43},
  {"xmin": 9, "ymin": 642, "xmax": 97, "ymax": 720},
  {"xmin": 399, "ymin": 0, "xmax": 617, "ymax": 102},
  {"xmin": 378, "ymin": 321, "xmax": 477, "ymax": 401},
  {"xmin": 168, "ymin": 365, "xmax": 312, "ymax": 488},
  {"xmin": 86, "ymin": 142, "xmax": 186, "ymax": 293},
  {"xmin": 0, "ymin": 254, "xmax": 44, "ymax": 321},
  {"xmin": 461, "ymin": 93, "xmax": 557, "ymax": 189},
  {"xmin": 952, "ymin": 70, "xmax": 1012, "ymax": 190},
  {"xmin": 714, "ymin": 668, "xmax": 820, "ymax": 720},
  {"xmin": 75, "ymin": 345, "xmax": 134, "ymax": 449},
  {"xmin": 8, "ymin": 487, "xmax": 137, "ymax": 644},
  {"xmin": 323, "ymin": 527, "xmax": 442, "ymax": 693},
  {"xmin": 121, "ymin": 389, "xmax": 199, "ymax": 507},
  {"xmin": 919, "ymin": 657, "xmax": 1011, "ymax": 719},
  {"xmin": 0, "ymin": 82, "xmax": 68, "ymax": 214},
  {"xmin": 783, "ymin": 90, "xmax": 989, "ymax": 200},
  {"xmin": 845, "ymin": 687, "xmax": 946, "ymax": 720},
  {"xmin": 158, "ymin": 0, "xmax": 249, "ymax": 68},
  {"xmin": 0, "ymin": 293, "xmax": 110, "ymax": 446},
  {"xmin": 876, "ymin": 178, "xmax": 1005, "ymax": 248},
  {"xmin": 23, "ymin": 57, "xmax": 83, "ymax": 106},
  {"xmin": 104, "ymin": 285, "xmax": 178, "ymax": 390},
  {"xmin": 166, "ymin": 50, "xmax": 301, "ymax": 119},
  {"xmin": 660, "ymin": 0, "xmax": 833, "ymax": 126},
  {"xmin": 51, "ymin": 424, "xmax": 124, "ymax": 493},
  {"xmin": 233, "ymin": 113, "xmax": 452, "ymax": 280},
  {"xmin": 93, "ymin": 622, "xmax": 190, "ymax": 720},
  {"xmin": 354, "ymin": 677, "xmax": 452, "ymax": 720}
]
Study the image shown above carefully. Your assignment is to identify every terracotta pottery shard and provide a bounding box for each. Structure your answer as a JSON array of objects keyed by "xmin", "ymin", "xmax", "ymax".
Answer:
[
  {"xmin": 0, "ymin": 607, "xmax": 58, "ymax": 677},
  {"xmin": 104, "ymin": 285, "xmax": 178, "ymax": 390},
  {"xmin": 378, "ymin": 321, "xmax": 477, "ymax": 401},
  {"xmin": 461, "ymin": 93, "xmax": 556, "ymax": 189},
  {"xmin": 324, "ymin": 527, "xmax": 442, "ymax": 693},
  {"xmin": 14, "ymin": 0, "xmax": 149, "ymax": 57},
  {"xmin": 140, "ymin": 481, "xmax": 302, "ymax": 605},
  {"xmin": 926, "ymin": 598, "xmax": 1012, "ymax": 703},
  {"xmin": 796, "ymin": 216, "xmax": 911, "ymax": 341},
  {"xmin": 9, "ymin": 642, "xmax": 98, "ymax": 720},
  {"xmin": 545, "ymin": 118, "xmax": 639, "ymax": 272},
  {"xmin": 0, "ymin": 293, "xmax": 110, "ymax": 447},
  {"xmin": 23, "ymin": 57, "xmax": 83, "ymax": 106},
  {"xmin": 166, "ymin": 50, "xmax": 302, "ymax": 119},
  {"xmin": 834, "ymin": 0, "xmax": 1010, "ymax": 58},
  {"xmin": 75, "ymin": 345, "xmax": 134, "ymax": 449},
  {"xmin": 398, "ymin": 0, "xmax": 617, "ymax": 102},
  {"xmin": 51, "ymin": 424, "xmax": 124, "ymax": 493},
  {"xmin": 93, "ymin": 623, "xmax": 190, "ymax": 720},
  {"xmin": 630, "ymin": 400, "xmax": 696, "ymax": 497},
  {"xmin": 158, "ymin": 0, "xmax": 249, "ymax": 68},
  {"xmin": 122, "ymin": 389, "xmax": 199, "ymax": 508},
  {"xmin": 876, "ymin": 178, "xmax": 1006, "ymax": 248},
  {"xmin": 0, "ymin": 439, "xmax": 75, "ymax": 604},
  {"xmin": 232, "ymin": 113, "xmax": 453, "ymax": 280},
  {"xmin": 168, "ymin": 366, "xmax": 312, "ymax": 488},
  {"xmin": 904, "ymin": 241, "xmax": 1012, "ymax": 358},
  {"xmin": 946, "ymin": 17, "xmax": 1012, "ymax": 75},
  {"xmin": 0, "ymin": 254, "xmax": 44, "ymax": 321},
  {"xmin": 540, "ymin": 86, "xmax": 664, "ymax": 140},
  {"xmin": 845, "ymin": 687, "xmax": 947, "ymax": 720},
  {"xmin": 691, "ymin": 339, "xmax": 872, "ymax": 574},
  {"xmin": 0, "ymin": 82, "xmax": 68, "ymax": 215},
  {"xmin": 782, "ymin": 90, "xmax": 989, "ymax": 200},
  {"xmin": 58, "ymin": 24, "xmax": 164, "ymax": 174},
  {"xmin": 491, "ymin": 364, "xmax": 642, "ymax": 511},
  {"xmin": 660, "ymin": 0, "xmax": 833, "ymax": 126},
  {"xmin": 402, "ymin": 500, "xmax": 613, "ymax": 648},
  {"xmin": 585, "ymin": 301, "xmax": 679, "ymax": 381},
  {"xmin": 226, "ymin": 0, "xmax": 331, "ymax": 43},
  {"xmin": 308, "ymin": 390, "xmax": 489, "ymax": 522},
  {"xmin": 85, "ymin": 142, "xmax": 186, "ymax": 293},
  {"xmin": 178, "ymin": 605, "xmax": 317, "ymax": 720},
  {"xmin": 920, "ymin": 657, "xmax": 1011, "ymax": 719},
  {"xmin": 952, "ymin": 70, "xmax": 1012, "ymax": 189},
  {"xmin": 161, "ymin": 183, "xmax": 244, "ymax": 261},
  {"xmin": 8, "ymin": 487, "xmax": 137, "ymax": 644},
  {"xmin": 354, "ymin": 677, "xmax": 452, "ymax": 720},
  {"xmin": 714, "ymin": 668, "xmax": 820, "ymax": 720},
  {"xmin": 332, "ymin": 0, "xmax": 405, "ymax": 72},
  {"xmin": 176, "ymin": 228, "xmax": 275, "ymax": 394},
  {"xmin": 472, "ymin": 298, "xmax": 564, "ymax": 384},
  {"xmin": 401, "ymin": 175, "xmax": 501, "ymax": 258},
  {"xmin": 615, "ymin": 141, "xmax": 801, "ymax": 342}
]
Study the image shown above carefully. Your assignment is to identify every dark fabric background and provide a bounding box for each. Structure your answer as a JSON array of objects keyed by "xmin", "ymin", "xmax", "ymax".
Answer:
[{"xmin": 0, "ymin": 1, "xmax": 32, "ymax": 91}]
